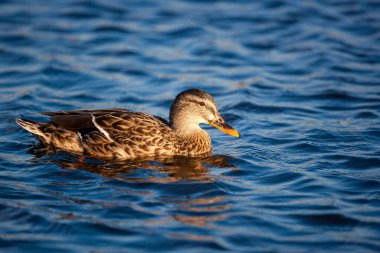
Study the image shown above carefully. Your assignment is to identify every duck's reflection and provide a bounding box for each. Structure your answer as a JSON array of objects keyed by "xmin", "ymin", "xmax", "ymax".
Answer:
[
  {"xmin": 170, "ymin": 195, "xmax": 231, "ymax": 227},
  {"xmin": 29, "ymin": 145, "xmax": 237, "ymax": 229},
  {"xmin": 29, "ymin": 145, "xmax": 237, "ymax": 183}
]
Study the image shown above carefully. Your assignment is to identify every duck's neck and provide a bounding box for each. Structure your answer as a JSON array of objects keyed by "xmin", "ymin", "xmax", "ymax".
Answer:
[
  {"xmin": 169, "ymin": 104, "xmax": 212, "ymax": 155},
  {"xmin": 171, "ymin": 124, "xmax": 212, "ymax": 156}
]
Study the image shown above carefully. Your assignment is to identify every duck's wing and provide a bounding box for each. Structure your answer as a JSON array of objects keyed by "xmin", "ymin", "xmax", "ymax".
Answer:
[
  {"xmin": 41, "ymin": 109, "xmax": 175, "ymax": 158},
  {"xmin": 41, "ymin": 109, "xmax": 129, "ymax": 132},
  {"xmin": 88, "ymin": 111, "xmax": 172, "ymax": 141},
  {"xmin": 80, "ymin": 111, "xmax": 175, "ymax": 158},
  {"xmin": 42, "ymin": 109, "xmax": 170, "ymax": 134}
]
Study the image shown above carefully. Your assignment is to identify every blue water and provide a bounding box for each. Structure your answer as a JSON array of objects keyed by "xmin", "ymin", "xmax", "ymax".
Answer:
[{"xmin": 1, "ymin": 0, "xmax": 380, "ymax": 252}]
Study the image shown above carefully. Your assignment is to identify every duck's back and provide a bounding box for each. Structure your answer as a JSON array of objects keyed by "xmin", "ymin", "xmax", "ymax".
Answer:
[{"xmin": 18, "ymin": 109, "xmax": 177, "ymax": 159}]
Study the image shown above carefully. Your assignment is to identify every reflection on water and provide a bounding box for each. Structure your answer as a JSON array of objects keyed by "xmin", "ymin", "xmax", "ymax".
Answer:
[
  {"xmin": 28, "ymin": 145, "xmax": 235, "ymax": 230},
  {"xmin": 29, "ymin": 145, "xmax": 237, "ymax": 183},
  {"xmin": 171, "ymin": 195, "xmax": 230, "ymax": 228}
]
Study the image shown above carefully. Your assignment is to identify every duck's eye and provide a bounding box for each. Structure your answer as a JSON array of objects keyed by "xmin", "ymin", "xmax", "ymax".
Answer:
[{"xmin": 199, "ymin": 102, "xmax": 205, "ymax": 106}]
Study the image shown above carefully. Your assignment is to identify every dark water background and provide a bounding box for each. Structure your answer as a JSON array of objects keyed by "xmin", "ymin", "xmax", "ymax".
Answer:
[{"xmin": 1, "ymin": 0, "xmax": 380, "ymax": 252}]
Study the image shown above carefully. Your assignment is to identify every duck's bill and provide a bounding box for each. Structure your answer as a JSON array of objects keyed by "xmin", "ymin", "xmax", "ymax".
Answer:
[{"xmin": 209, "ymin": 120, "xmax": 240, "ymax": 138}]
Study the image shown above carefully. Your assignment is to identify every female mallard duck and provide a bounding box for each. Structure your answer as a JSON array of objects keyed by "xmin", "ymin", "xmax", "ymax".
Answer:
[{"xmin": 16, "ymin": 88, "xmax": 240, "ymax": 159}]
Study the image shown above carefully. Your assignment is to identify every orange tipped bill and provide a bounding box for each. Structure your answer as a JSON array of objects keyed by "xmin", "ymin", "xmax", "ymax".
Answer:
[{"xmin": 209, "ymin": 120, "xmax": 240, "ymax": 138}]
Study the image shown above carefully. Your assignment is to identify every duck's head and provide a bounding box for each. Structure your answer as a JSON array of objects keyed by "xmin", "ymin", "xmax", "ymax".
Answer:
[{"xmin": 169, "ymin": 88, "xmax": 240, "ymax": 138}]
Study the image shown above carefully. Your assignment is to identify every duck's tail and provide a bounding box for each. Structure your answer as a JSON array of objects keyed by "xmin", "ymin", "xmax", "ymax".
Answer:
[
  {"xmin": 16, "ymin": 118, "xmax": 83, "ymax": 153},
  {"xmin": 16, "ymin": 118, "xmax": 45, "ymax": 136}
]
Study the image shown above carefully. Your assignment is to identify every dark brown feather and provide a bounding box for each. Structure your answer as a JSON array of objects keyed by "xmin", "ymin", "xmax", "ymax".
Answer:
[{"xmin": 41, "ymin": 109, "xmax": 130, "ymax": 132}]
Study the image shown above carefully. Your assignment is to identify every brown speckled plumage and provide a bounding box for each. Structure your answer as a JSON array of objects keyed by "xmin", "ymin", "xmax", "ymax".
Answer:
[{"xmin": 16, "ymin": 89, "xmax": 239, "ymax": 160}]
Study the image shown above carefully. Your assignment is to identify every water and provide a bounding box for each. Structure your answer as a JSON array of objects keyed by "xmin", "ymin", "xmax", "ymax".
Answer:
[{"xmin": 1, "ymin": 0, "xmax": 380, "ymax": 252}]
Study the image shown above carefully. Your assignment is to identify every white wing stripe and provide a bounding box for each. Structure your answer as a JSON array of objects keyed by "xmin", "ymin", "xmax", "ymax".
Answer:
[{"xmin": 91, "ymin": 114, "xmax": 113, "ymax": 142}]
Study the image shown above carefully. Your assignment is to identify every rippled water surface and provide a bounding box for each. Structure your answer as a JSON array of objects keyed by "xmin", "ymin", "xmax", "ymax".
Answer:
[{"xmin": 1, "ymin": 0, "xmax": 380, "ymax": 252}]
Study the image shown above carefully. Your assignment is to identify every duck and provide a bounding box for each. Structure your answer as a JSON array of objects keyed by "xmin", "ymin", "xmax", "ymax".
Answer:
[{"xmin": 16, "ymin": 88, "xmax": 240, "ymax": 160}]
